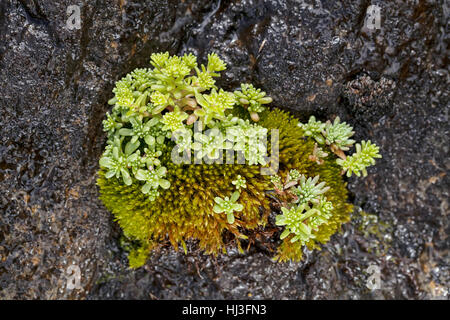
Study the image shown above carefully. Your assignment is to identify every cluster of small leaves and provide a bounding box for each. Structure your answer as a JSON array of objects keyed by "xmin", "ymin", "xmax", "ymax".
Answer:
[
  {"xmin": 213, "ymin": 191, "xmax": 244, "ymax": 224},
  {"xmin": 299, "ymin": 116, "xmax": 355, "ymax": 152},
  {"xmin": 323, "ymin": 117, "xmax": 356, "ymax": 152},
  {"xmin": 99, "ymin": 108, "xmax": 355, "ymax": 267},
  {"xmin": 336, "ymin": 140, "xmax": 382, "ymax": 177},
  {"xmin": 271, "ymin": 170, "xmax": 334, "ymax": 246},
  {"xmin": 234, "ymin": 84, "xmax": 272, "ymax": 121},
  {"xmin": 109, "ymin": 51, "xmax": 271, "ymax": 131},
  {"xmin": 298, "ymin": 116, "xmax": 381, "ymax": 176},
  {"xmin": 308, "ymin": 143, "xmax": 328, "ymax": 165},
  {"xmin": 101, "ymin": 52, "xmax": 274, "ymax": 200},
  {"xmin": 194, "ymin": 89, "xmax": 236, "ymax": 126},
  {"xmin": 192, "ymin": 127, "xmax": 233, "ymax": 160},
  {"xmin": 224, "ymin": 119, "xmax": 268, "ymax": 165},
  {"xmin": 213, "ymin": 174, "xmax": 248, "ymax": 224},
  {"xmin": 101, "ymin": 90, "xmax": 172, "ymax": 201},
  {"xmin": 171, "ymin": 115, "xmax": 269, "ymax": 166},
  {"xmin": 99, "ymin": 112, "xmax": 171, "ymax": 201},
  {"xmin": 232, "ymin": 175, "xmax": 247, "ymax": 190},
  {"xmin": 292, "ymin": 175, "xmax": 330, "ymax": 205},
  {"xmin": 298, "ymin": 116, "xmax": 326, "ymax": 144}
]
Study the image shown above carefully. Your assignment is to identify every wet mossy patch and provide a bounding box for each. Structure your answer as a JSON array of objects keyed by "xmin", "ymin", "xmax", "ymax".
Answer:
[{"xmin": 98, "ymin": 108, "xmax": 353, "ymax": 266}]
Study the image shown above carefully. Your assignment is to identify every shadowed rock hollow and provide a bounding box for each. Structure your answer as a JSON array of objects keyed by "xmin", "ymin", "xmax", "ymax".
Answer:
[{"xmin": 0, "ymin": 0, "xmax": 448, "ymax": 299}]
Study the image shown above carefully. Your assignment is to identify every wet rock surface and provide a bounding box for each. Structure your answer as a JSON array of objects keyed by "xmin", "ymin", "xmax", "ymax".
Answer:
[{"xmin": 0, "ymin": 0, "xmax": 448, "ymax": 299}]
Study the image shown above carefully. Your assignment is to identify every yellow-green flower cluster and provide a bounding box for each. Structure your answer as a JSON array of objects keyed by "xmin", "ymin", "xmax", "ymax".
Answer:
[
  {"xmin": 112, "ymin": 76, "xmax": 135, "ymax": 108},
  {"xmin": 161, "ymin": 108, "xmax": 189, "ymax": 132},
  {"xmin": 194, "ymin": 88, "xmax": 236, "ymax": 125}
]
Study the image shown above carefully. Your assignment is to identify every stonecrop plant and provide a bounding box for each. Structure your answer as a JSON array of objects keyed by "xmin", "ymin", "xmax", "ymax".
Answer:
[{"xmin": 98, "ymin": 52, "xmax": 382, "ymax": 268}]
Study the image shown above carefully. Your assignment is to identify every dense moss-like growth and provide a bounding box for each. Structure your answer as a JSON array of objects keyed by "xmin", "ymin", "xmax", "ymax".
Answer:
[
  {"xmin": 98, "ymin": 155, "xmax": 270, "ymax": 267},
  {"xmin": 99, "ymin": 108, "xmax": 353, "ymax": 266},
  {"xmin": 258, "ymin": 109, "xmax": 353, "ymax": 261},
  {"xmin": 97, "ymin": 52, "xmax": 380, "ymax": 268}
]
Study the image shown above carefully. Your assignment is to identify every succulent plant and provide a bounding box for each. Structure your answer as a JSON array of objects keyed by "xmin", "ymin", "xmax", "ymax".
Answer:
[
  {"xmin": 213, "ymin": 191, "xmax": 244, "ymax": 224},
  {"xmin": 135, "ymin": 166, "xmax": 170, "ymax": 194},
  {"xmin": 112, "ymin": 75, "xmax": 135, "ymax": 108},
  {"xmin": 298, "ymin": 115, "xmax": 326, "ymax": 144},
  {"xmin": 160, "ymin": 107, "xmax": 189, "ymax": 133},
  {"xmin": 232, "ymin": 175, "xmax": 247, "ymax": 190},
  {"xmin": 258, "ymin": 109, "xmax": 354, "ymax": 261},
  {"xmin": 226, "ymin": 122, "xmax": 268, "ymax": 165},
  {"xmin": 99, "ymin": 112, "xmax": 170, "ymax": 199},
  {"xmin": 270, "ymin": 174, "xmax": 282, "ymax": 187},
  {"xmin": 102, "ymin": 112, "xmax": 123, "ymax": 135},
  {"xmin": 299, "ymin": 115, "xmax": 380, "ymax": 174},
  {"xmin": 206, "ymin": 52, "xmax": 227, "ymax": 72},
  {"xmin": 293, "ymin": 175, "xmax": 330, "ymax": 205},
  {"xmin": 98, "ymin": 52, "xmax": 380, "ymax": 268},
  {"xmin": 336, "ymin": 140, "xmax": 382, "ymax": 177},
  {"xmin": 299, "ymin": 115, "xmax": 355, "ymax": 152},
  {"xmin": 323, "ymin": 117, "xmax": 356, "ymax": 152},
  {"xmin": 271, "ymin": 171, "xmax": 333, "ymax": 245},
  {"xmin": 308, "ymin": 143, "xmax": 328, "ymax": 165},
  {"xmin": 118, "ymin": 116, "xmax": 160, "ymax": 145},
  {"xmin": 234, "ymin": 84, "xmax": 273, "ymax": 121},
  {"xmin": 276, "ymin": 204, "xmax": 316, "ymax": 245},
  {"xmin": 287, "ymin": 169, "xmax": 301, "ymax": 182},
  {"xmin": 194, "ymin": 89, "xmax": 236, "ymax": 126},
  {"xmin": 192, "ymin": 128, "xmax": 233, "ymax": 160},
  {"xmin": 99, "ymin": 137, "xmax": 136, "ymax": 186}
]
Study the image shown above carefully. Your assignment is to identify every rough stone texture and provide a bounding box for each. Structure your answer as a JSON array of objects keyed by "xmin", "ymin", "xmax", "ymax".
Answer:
[{"xmin": 0, "ymin": 0, "xmax": 448, "ymax": 299}]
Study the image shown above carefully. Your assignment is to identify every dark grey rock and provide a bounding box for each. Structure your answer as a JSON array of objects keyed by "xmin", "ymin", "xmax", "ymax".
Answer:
[{"xmin": 0, "ymin": 0, "xmax": 448, "ymax": 299}]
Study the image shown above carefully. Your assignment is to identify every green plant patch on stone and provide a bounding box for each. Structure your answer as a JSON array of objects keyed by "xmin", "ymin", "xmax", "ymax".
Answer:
[{"xmin": 98, "ymin": 52, "xmax": 381, "ymax": 268}]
